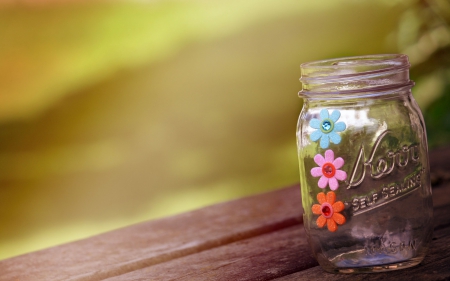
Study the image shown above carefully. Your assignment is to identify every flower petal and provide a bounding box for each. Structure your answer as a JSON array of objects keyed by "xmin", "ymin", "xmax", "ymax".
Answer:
[
  {"xmin": 332, "ymin": 212, "xmax": 346, "ymax": 225},
  {"xmin": 334, "ymin": 170, "xmax": 347, "ymax": 181},
  {"xmin": 327, "ymin": 218, "xmax": 338, "ymax": 232},
  {"xmin": 329, "ymin": 177, "xmax": 339, "ymax": 190},
  {"xmin": 324, "ymin": 149, "xmax": 335, "ymax": 162},
  {"xmin": 334, "ymin": 122, "xmax": 346, "ymax": 132},
  {"xmin": 314, "ymin": 153, "xmax": 325, "ymax": 166},
  {"xmin": 317, "ymin": 215, "xmax": 327, "ymax": 228},
  {"xmin": 332, "ymin": 201, "xmax": 345, "ymax": 213},
  {"xmin": 309, "ymin": 118, "xmax": 321, "ymax": 129},
  {"xmin": 330, "ymin": 110, "xmax": 341, "ymax": 122},
  {"xmin": 328, "ymin": 132, "xmax": 342, "ymax": 145},
  {"xmin": 320, "ymin": 135, "xmax": 330, "ymax": 149},
  {"xmin": 326, "ymin": 191, "xmax": 336, "ymax": 205},
  {"xmin": 310, "ymin": 130, "xmax": 323, "ymax": 142},
  {"xmin": 333, "ymin": 157, "xmax": 344, "ymax": 169},
  {"xmin": 312, "ymin": 204, "xmax": 322, "ymax": 215},
  {"xmin": 320, "ymin": 109, "xmax": 329, "ymax": 120},
  {"xmin": 311, "ymin": 167, "xmax": 323, "ymax": 177},
  {"xmin": 318, "ymin": 176, "xmax": 328, "ymax": 189},
  {"xmin": 317, "ymin": 192, "xmax": 326, "ymax": 204}
]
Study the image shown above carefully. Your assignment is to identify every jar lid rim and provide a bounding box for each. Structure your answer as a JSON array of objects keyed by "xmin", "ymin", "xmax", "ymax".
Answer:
[
  {"xmin": 300, "ymin": 54, "xmax": 410, "ymax": 81},
  {"xmin": 300, "ymin": 54, "xmax": 409, "ymax": 69}
]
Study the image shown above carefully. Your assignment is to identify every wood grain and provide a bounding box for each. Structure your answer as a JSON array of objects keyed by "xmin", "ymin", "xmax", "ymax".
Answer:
[
  {"xmin": 0, "ymin": 186, "xmax": 302, "ymax": 281},
  {"xmin": 103, "ymin": 225, "xmax": 317, "ymax": 281},
  {"xmin": 97, "ymin": 180, "xmax": 450, "ymax": 281}
]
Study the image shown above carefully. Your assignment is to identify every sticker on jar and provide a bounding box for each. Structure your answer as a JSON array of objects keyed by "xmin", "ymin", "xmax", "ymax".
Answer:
[
  {"xmin": 310, "ymin": 149, "xmax": 347, "ymax": 191},
  {"xmin": 309, "ymin": 109, "xmax": 346, "ymax": 149}
]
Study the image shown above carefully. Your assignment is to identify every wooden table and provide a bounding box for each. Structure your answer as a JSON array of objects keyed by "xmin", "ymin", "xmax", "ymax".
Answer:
[{"xmin": 1, "ymin": 147, "xmax": 450, "ymax": 281}]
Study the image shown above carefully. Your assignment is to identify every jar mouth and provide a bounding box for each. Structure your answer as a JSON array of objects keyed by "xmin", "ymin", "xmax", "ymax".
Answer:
[{"xmin": 299, "ymin": 54, "xmax": 413, "ymax": 97}]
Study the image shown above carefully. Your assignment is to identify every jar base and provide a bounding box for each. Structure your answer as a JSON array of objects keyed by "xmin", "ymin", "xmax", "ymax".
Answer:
[{"xmin": 325, "ymin": 256, "xmax": 424, "ymax": 274}]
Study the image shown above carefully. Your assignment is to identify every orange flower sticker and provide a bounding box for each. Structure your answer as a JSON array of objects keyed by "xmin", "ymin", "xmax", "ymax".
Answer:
[{"xmin": 311, "ymin": 191, "xmax": 346, "ymax": 232}]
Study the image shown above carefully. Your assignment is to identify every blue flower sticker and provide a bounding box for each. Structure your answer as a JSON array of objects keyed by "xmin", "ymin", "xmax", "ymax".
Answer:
[{"xmin": 310, "ymin": 109, "xmax": 346, "ymax": 149}]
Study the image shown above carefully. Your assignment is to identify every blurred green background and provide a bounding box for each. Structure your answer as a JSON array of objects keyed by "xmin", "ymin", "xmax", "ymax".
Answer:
[{"xmin": 0, "ymin": 0, "xmax": 449, "ymax": 260}]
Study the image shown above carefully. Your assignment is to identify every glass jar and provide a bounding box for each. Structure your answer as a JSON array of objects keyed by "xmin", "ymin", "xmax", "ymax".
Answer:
[{"xmin": 296, "ymin": 54, "xmax": 433, "ymax": 273}]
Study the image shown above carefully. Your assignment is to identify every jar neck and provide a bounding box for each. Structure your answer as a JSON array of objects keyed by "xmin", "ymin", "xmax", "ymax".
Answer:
[{"xmin": 299, "ymin": 54, "xmax": 414, "ymax": 99}]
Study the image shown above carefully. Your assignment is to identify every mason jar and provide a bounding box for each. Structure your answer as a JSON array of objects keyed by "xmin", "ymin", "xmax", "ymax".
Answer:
[{"xmin": 296, "ymin": 54, "xmax": 433, "ymax": 273}]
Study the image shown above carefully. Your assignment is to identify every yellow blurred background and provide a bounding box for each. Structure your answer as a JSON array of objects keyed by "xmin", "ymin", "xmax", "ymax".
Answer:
[{"xmin": 0, "ymin": 0, "xmax": 449, "ymax": 260}]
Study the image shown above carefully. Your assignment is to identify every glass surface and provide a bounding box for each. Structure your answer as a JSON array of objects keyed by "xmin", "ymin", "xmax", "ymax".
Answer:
[{"xmin": 296, "ymin": 54, "xmax": 433, "ymax": 273}]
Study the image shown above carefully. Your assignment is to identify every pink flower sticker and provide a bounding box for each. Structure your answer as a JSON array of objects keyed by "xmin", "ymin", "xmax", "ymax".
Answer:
[{"xmin": 311, "ymin": 149, "xmax": 347, "ymax": 190}]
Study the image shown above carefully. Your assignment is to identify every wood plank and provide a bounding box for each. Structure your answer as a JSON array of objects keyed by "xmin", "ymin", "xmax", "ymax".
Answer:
[
  {"xmin": 102, "ymin": 225, "xmax": 317, "ymax": 281},
  {"xmin": 91, "ymin": 180, "xmax": 450, "ymax": 281},
  {"xmin": 0, "ymin": 186, "xmax": 302, "ymax": 281}
]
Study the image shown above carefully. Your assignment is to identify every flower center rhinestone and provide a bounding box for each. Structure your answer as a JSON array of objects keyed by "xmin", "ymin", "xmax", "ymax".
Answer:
[
  {"xmin": 322, "ymin": 162, "xmax": 336, "ymax": 178},
  {"xmin": 321, "ymin": 202, "xmax": 333, "ymax": 218},
  {"xmin": 322, "ymin": 120, "xmax": 331, "ymax": 131}
]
